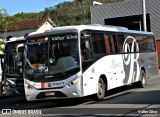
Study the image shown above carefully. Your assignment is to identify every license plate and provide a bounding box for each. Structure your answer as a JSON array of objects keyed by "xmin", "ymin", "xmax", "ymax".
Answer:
[{"xmin": 45, "ymin": 92, "xmax": 55, "ymax": 96}]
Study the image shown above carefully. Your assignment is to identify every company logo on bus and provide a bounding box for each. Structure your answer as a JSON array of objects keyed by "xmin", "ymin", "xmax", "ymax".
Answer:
[
  {"xmin": 48, "ymin": 83, "xmax": 52, "ymax": 87},
  {"xmin": 53, "ymin": 82, "xmax": 64, "ymax": 86},
  {"xmin": 122, "ymin": 36, "xmax": 140, "ymax": 83}
]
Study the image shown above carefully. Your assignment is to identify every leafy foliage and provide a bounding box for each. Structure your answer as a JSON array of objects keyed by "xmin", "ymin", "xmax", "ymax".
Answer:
[
  {"xmin": 0, "ymin": 7, "xmax": 9, "ymax": 32},
  {"xmin": 2, "ymin": 0, "xmax": 124, "ymax": 27}
]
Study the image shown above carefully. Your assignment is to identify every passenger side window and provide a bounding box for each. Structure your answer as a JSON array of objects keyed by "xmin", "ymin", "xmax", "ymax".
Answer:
[
  {"xmin": 105, "ymin": 34, "xmax": 118, "ymax": 54},
  {"xmin": 91, "ymin": 33, "xmax": 106, "ymax": 54},
  {"xmin": 81, "ymin": 33, "xmax": 93, "ymax": 61},
  {"xmin": 117, "ymin": 35, "xmax": 125, "ymax": 53},
  {"xmin": 137, "ymin": 35, "xmax": 156, "ymax": 52}
]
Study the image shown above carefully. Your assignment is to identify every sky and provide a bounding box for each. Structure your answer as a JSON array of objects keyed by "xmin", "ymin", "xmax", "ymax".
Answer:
[{"xmin": 0, "ymin": 0, "xmax": 74, "ymax": 16}]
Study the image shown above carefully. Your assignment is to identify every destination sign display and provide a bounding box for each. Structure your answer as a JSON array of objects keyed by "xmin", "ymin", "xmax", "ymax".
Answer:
[
  {"xmin": 50, "ymin": 33, "xmax": 78, "ymax": 42},
  {"xmin": 28, "ymin": 38, "xmax": 47, "ymax": 43},
  {"xmin": 27, "ymin": 33, "xmax": 78, "ymax": 43}
]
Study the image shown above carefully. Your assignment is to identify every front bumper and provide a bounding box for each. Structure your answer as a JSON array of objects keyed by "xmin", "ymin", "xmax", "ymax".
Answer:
[{"xmin": 25, "ymin": 79, "xmax": 82, "ymax": 101}]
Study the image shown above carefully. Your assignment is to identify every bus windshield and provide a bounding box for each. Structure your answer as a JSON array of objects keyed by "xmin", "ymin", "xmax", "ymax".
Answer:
[
  {"xmin": 25, "ymin": 33, "xmax": 79, "ymax": 76},
  {"xmin": 5, "ymin": 42, "xmax": 24, "ymax": 78}
]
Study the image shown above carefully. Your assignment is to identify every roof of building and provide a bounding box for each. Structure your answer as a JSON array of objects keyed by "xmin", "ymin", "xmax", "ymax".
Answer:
[{"xmin": 7, "ymin": 17, "xmax": 56, "ymax": 32}]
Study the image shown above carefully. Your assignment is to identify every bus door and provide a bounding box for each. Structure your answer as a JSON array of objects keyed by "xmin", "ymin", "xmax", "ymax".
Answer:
[{"xmin": 81, "ymin": 31, "xmax": 97, "ymax": 96}]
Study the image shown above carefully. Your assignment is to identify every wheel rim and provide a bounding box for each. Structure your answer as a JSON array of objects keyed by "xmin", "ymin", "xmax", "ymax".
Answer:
[
  {"xmin": 98, "ymin": 83, "xmax": 104, "ymax": 96},
  {"xmin": 142, "ymin": 75, "xmax": 146, "ymax": 85}
]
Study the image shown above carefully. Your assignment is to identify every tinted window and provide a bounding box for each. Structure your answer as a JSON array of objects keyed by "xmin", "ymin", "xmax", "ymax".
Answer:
[
  {"xmin": 105, "ymin": 33, "xmax": 118, "ymax": 54},
  {"xmin": 116, "ymin": 34, "xmax": 156, "ymax": 53},
  {"xmin": 136, "ymin": 35, "xmax": 155, "ymax": 52},
  {"xmin": 81, "ymin": 35, "xmax": 93, "ymax": 61},
  {"xmin": 117, "ymin": 35, "xmax": 125, "ymax": 52},
  {"xmin": 91, "ymin": 33, "xmax": 106, "ymax": 54}
]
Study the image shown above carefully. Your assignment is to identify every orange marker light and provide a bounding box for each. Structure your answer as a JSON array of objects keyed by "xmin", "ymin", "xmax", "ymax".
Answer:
[
  {"xmin": 41, "ymin": 82, "xmax": 45, "ymax": 88},
  {"xmin": 44, "ymin": 30, "xmax": 48, "ymax": 33}
]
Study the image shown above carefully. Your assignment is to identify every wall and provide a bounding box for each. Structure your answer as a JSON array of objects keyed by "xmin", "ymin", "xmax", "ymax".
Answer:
[
  {"xmin": 0, "ymin": 29, "xmax": 36, "ymax": 39},
  {"xmin": 91, "ymin": 0, "xmax": 160, "ymax": 39}
]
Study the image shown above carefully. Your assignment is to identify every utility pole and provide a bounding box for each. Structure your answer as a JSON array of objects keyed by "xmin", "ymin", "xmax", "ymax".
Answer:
[{"xmin": 143, "ymin": 0, "xmax": 147, "ymax": 31}]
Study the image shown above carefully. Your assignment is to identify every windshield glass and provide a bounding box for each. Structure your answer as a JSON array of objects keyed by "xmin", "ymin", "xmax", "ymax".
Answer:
[
  {"xmin": 27, "ymin": 42, "xmax": 48, "ymax": 65},
  {"xmin": 25, "ymin": 33, "xmax": 79, "ymax": 76},
  {"xmin": 5, "ymin": 41, "xmax": 24, "ymax": 77}
]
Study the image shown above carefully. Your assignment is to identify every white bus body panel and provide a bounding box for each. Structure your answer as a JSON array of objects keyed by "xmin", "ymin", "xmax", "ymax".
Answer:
[
  {"xmin": 82, "ymin": 51, "xmax": 157, "ymax": 97},
  {"xmin": 83, "ymin": 55, "xmax": 126, "ymax": 96}
]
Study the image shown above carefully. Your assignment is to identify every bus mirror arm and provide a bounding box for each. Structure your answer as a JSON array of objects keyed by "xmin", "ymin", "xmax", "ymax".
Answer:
[
  {"xmin": 16, "ymin": 44, "xmax": 24, "ymax": 54},
  {"xmin": 15, "ymin": 44, "xmax": 24, "ymax": 61}
]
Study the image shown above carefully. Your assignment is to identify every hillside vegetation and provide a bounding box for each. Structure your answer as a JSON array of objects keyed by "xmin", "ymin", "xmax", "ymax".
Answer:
[{"xmin": 8, "ymin": 0, "xmax": 124, "ymax": 26}]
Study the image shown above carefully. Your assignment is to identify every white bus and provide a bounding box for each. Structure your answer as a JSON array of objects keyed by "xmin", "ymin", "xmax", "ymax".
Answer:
[{"xmin": 24, "ymin": 25, "xmax": 158, "ymax": 101}]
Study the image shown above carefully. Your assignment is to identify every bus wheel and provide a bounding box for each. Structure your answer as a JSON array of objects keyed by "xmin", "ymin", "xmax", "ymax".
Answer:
[
  {"xmin": 95, "ymin": 78, "xmax": 106, "ymax": 101},
  {"xmin": 133, "ymin": 70, "xmax": 146, "ymax": 88},
  {"xmin": 139, "ymin": 70, "xmax": 147, "ymax": 88}
]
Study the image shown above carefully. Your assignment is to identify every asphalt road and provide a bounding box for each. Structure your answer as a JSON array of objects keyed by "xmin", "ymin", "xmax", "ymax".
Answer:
[{"xmin": 0, "ymin": 75, "xmax": 160, "ymax": 116}]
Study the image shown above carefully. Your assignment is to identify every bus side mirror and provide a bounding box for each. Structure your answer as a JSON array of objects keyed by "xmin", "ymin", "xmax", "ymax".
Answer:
[
  {"xmin": 16, "ymin": 44, "xmax": 24, "ymax": 54},
  {"xmin": 16, "ymin": 44, "xmax": 24, "ymax": 66}
]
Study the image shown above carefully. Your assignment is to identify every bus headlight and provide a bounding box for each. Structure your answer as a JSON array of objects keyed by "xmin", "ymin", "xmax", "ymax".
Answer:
[
  {"xmin": 24, "ymin": 82, "xmax": 35, "ymax": 90},
  {"xmin": 67, "ymin": 77, "xmax": 79, "ymax": 87}
]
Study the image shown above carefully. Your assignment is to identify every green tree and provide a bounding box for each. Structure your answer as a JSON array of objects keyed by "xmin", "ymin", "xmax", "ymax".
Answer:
[
  {"xmin": 0, "ymin": 7, "xmax": 9, "ymax": 32},
  {"xmin": 3, "ymin": 0, "xmax": 125, "ymax": 27},
  {"xmin": 0, "ymin": 7, "xmax": 7, "ymax": 54}
]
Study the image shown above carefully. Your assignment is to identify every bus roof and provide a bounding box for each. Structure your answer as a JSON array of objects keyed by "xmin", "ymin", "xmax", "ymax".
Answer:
[
  {"xmin": 50, "ymin": 24, "xmax": 153, "ymax": 35},
  {"xmin": 6, "ymin": 37, "xmax": 26, "ymax": 43},
  {"xmin": 27, "ymin": 24, "xmax": 153, "ymax": 38}
]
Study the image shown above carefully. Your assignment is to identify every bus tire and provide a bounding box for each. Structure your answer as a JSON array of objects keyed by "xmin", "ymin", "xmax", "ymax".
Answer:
[
  {"xmin": 133, "ymin": 70, "xmax": 146, "ymax": 88},
  {"xmin": 94, "ymin": 77, "xmax": 106, "ymax": 101}
]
